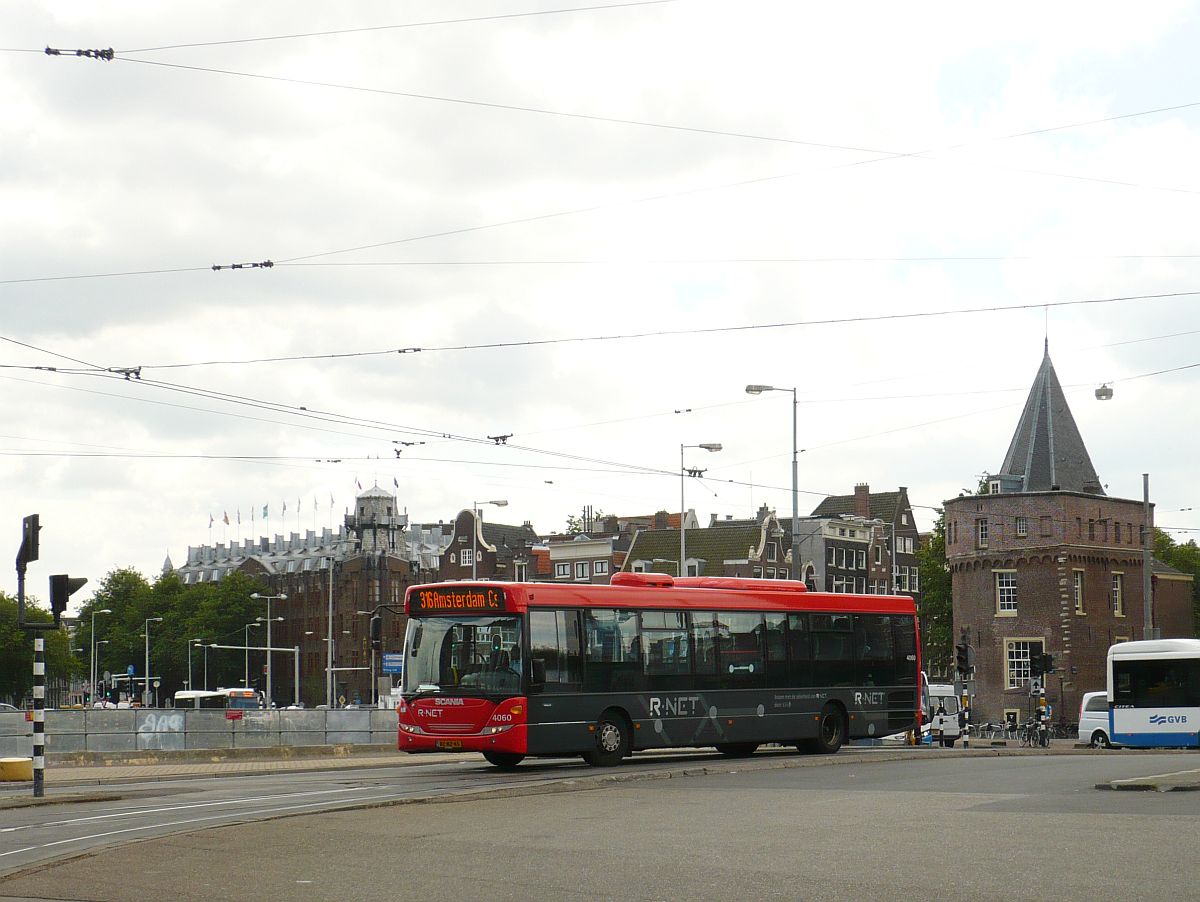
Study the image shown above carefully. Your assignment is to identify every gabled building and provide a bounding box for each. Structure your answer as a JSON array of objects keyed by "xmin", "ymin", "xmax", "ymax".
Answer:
[
  {"xmin": 943, "ymin": 345, "xmax": 1194, "ymax": 723},
  {"xmin": 622, "ymin": 511, "xmax": 793, "ymax": 579},
  {"xmin": 810, "ymin": 483, "xmax": 922, "ymax": 602},
  {"xmin": 439, "ymin": 509, "xmax": 540, "ymax": 582}
]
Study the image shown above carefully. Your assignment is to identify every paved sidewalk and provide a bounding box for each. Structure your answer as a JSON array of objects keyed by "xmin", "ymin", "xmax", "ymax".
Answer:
[{"xmin": 0, "ymin": 750, "xmax": 476, "ymax": 791}]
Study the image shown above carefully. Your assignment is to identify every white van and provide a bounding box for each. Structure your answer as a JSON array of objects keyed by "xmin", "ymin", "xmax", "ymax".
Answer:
[
  {"xmin": 927, "ymin": 682, "xmax": 962, "ymax": 746},
  {"xmin": 1078, "ymin": 690, "xmax": 1113, "ymax": 748}
]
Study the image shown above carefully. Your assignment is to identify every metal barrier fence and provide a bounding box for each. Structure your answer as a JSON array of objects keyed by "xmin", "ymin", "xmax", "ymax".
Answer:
[{"xmin": 0, "ymin": 709, "xmax": 397, "ymax": 756}]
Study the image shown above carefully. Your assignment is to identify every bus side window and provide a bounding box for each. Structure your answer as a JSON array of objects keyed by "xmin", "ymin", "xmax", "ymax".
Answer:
[
  {"xmin": 583, "ymin": 609, "xmax": 643, "ymax": 692},
  {"xmin": 892, "ymin": 616, "xmax": 917, "ymax": 685},
  {"xmin": 811, "ymin": 613, "xmax": 854, "ymax": 687},
  {"xmin": 787, "ymin": 613, "xmax": 812, "ymax": 687},
  {"xmin": 718, "ymin": 612, "xmax": 765, "ymax": 690},
  {"xmin": 529, "ymin": 610, "xmax": 582, "ymax": 694},
  {"xmin": 764, "ymin": 613, "xmax": 788, "ymax": 688},
  {"xmin": 854, "ymin": 615, "xmax": 895, "ymax": 686},
  {"xmin": 642, "ymin": 611, "xmax": 691, "ymax": 691},
  {"xmin": 692, "ymin": 612, "xmax": 720, "ymax": 690}
]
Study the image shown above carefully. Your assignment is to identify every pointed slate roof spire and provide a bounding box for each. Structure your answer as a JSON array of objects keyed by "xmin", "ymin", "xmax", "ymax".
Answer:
[{"xmin": 997, "ymin": 344, "xmax": 1104, "ymax": 494}]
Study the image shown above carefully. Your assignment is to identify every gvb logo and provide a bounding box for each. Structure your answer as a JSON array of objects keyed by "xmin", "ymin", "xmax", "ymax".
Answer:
[{"xmin": 1148, "ymin": 714, "xmax": 1188, "ymax": 725}]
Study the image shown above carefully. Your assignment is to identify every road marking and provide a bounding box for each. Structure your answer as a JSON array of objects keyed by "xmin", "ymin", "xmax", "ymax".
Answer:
[
  {"xmin": 0, "ymin": 787, "xmax": 369, "ymax": 834},
  {"xmin": 0, "ymin": 791, "xmax": 412, "ymax": 861},
  {"xmin": 1110, "ymin": 767, "xmax": 1200, "ymax": 785}
]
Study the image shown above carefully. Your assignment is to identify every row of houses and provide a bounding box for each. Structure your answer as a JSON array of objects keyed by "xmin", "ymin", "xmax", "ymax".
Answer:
[
  {"xmin": 171, "ymin": 485, "xmax": 923, "ymax": 706},
  {"xmin": 170, "ymin": 343, "xmax": 1195, "ymax": 719}
]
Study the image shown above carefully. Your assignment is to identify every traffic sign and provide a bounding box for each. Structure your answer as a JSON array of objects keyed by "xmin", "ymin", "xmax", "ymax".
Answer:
[
  {"xmin": 382, "ymin": 653, "xmax": 404, "ymax": 674},
  {"xmin": 126, "ymin": 664, "xmax": 135, "ymax": 676}
]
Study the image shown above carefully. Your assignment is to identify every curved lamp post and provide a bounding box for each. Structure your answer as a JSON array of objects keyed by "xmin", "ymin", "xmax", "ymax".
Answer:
[
  {"xmin": 746, "ymin": 384, "xmax": 799, "ymax": 580},
  {"xmin": 680, "ymin": 443, "xmax": 721, "ymax": 577},
  {"xmin": 89, "ymin": 608, "xmax": 112, "ymax": 705},
  {"xmin": 252, "ymin": 590, "xmax": 287, "ymax": 708}
]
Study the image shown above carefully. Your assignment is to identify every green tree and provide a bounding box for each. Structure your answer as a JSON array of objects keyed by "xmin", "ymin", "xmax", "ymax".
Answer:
[
  {"xmin": 916, "ymin": 511, "xmax": 952, "ymax": 673},
  {"xmin": 78, "ymin": 567, "xmax": 271, "ymax": 702},
  {"xmin": 1153, "ymin": 529, "xmax": 1200, "ymax": 633},
  {"xmin": 0, "ymin": 592, "xmax": 82, "ymax": 704},
  {"xmin": 566, "ymin": 508, "xmax": 608, "ymax": 534}
]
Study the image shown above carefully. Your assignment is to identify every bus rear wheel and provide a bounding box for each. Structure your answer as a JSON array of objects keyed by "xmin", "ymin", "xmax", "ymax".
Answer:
[
  {"xmin": 715, "ymin": 743, "xmax": 758, "ymax": 758},
  {"xmin": 483, "ymin": 751, "xmax": 524, "ymax": 769},
  {"xmin": 583, "ymin": 710, "xmax": 630, "ymax": 767},
  {"xmin": 803, "ymin": 704, "xmax": 846, "ymax": 754}
]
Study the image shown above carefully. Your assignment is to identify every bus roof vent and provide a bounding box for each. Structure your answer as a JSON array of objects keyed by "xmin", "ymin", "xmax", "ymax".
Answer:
[
  {"xmin": 611, "ymin": 571, "xmax": 675, "ymax": 588},
  {"xmin": 674, "ymin": 577, "xmax": 808, "ymax": 592}
]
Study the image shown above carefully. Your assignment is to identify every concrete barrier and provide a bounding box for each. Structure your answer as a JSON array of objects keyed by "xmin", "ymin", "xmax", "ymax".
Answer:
[{"xmin": 0, "ymin": 708, "xmax": 397, "ymax": 755}]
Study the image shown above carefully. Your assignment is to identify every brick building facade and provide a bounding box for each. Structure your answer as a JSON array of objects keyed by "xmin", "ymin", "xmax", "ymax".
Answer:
[{"xmin": 945, "ymin": 346, "xmax": 1193, "ymax": 724}]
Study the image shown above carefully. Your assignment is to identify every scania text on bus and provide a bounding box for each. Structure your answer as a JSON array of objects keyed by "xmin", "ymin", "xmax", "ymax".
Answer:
[{"xmin": 397, "ymin": 573, "xmax": 921, "ymax": 768}]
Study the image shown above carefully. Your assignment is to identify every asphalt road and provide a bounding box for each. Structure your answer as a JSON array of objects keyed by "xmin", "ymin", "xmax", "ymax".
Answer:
[{"xmin": 1, "ymin": 748, "xmax": 1198, "ymax": 901}]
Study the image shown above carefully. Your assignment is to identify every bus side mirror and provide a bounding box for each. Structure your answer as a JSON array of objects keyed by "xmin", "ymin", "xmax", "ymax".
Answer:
[{"xmin": 531, "ymin": 659, "xmax": 547, "ymax": 684}]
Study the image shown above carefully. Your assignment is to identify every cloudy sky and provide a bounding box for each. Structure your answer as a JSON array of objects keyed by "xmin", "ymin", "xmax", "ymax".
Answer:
[{"xmin": 3, "ymin": 0, "xmax": 1198, "ymax": 608}]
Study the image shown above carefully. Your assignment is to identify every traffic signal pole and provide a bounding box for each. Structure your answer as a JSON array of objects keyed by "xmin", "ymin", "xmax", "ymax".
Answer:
[{"xmin": 14, "ymin": 514, "xmax": 87, "ymax": 798}]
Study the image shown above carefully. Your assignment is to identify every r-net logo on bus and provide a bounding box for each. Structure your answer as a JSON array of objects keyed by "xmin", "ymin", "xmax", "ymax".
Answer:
[{"xmin": 649, "ymin": 696, "xmax": 703, "ymax": 717}]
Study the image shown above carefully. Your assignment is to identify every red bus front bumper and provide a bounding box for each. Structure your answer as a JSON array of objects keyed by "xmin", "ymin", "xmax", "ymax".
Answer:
[{"xmin": 397, "ymin": 695, "xmax": 528, "ymax": 756}]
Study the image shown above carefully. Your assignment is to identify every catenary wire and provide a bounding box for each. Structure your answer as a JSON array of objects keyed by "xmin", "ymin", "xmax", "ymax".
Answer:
[
  {"xmin": 117, "ymin": 1, "xmax": 682, "ymax": 54},
  {"xmin": 115, "ymin": 289, "xmax": 1200, "ymax": 368}
]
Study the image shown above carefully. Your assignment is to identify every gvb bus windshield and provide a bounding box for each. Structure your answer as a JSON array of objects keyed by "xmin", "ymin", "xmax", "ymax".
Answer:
[{"xmin": 402, "ymin": 615, "xmax": 523, "ymax": 696}]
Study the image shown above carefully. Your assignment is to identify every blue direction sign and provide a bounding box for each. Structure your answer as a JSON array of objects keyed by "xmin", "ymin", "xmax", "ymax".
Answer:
[{"xmin": 381, "ymin": 653, "xmax": 404, "ymax": 674}]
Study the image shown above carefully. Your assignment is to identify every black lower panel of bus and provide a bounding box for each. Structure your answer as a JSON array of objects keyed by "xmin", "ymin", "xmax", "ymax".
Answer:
[{"xmin": 524, "ymin": 686, "xmax": 917, "ymax": 755}]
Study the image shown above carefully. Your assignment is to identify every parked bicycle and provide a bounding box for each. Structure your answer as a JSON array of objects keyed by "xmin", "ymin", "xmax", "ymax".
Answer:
[{"xmin": 1019, "ymin": 719, "xmax": 1049, "ymax": 747}]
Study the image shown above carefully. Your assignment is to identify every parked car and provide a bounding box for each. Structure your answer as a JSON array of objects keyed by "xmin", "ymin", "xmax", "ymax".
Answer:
[
  {"xmin": 0, "ymin": 703, "xmax": 19, "ymax": 712},
  {"xmin": 1079, "ymin": 690, "xmax": 1113, "ymax": 748}
]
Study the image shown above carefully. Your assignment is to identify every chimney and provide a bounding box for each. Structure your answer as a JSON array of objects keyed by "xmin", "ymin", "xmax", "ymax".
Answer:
[{"xmin": 854, "ymin": 483, "xmax": 871, "ymax": 518}]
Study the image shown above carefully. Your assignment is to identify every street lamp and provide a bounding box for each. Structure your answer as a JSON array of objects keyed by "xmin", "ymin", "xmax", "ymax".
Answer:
[
  {"xmin": 143, "ymin": 617, "xmax": 163, "ymax": 706},
  {"xmin": 680, "ymin": 443, "xmax": 721, "ymax": 577},
  {"xmin": 93, "ymin": 640, "xmax": 109, "ymax": 703},
  {"xmin": 746, "ymin": 384, "xmax": 799, "ymax": 581},
  {"xmin": 251, "ymin": 592, "xmax": 288, "ymax": 708},
  {"xmin": 244, "ymin": 622, "xmax": 262, "ymax": 687},
  {"xmin": 89, "ymin": 608, "xmax": 112, "ymax": 706},
  {"xmin": 357, "ymin": 610, "xmax": 377, "ymax": 706},
  {"xmin": 471, "ymin": 500, "xmax": 508, "ymax": 579},
  {"xmin": 189, "ymin": 638, "xmax": 208, "ymax": 691}
]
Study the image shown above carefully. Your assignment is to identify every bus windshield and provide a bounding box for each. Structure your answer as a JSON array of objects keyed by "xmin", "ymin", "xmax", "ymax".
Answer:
[{"xmin": 402, "ymin": 615, "xmax": 523, "ymax": 696}]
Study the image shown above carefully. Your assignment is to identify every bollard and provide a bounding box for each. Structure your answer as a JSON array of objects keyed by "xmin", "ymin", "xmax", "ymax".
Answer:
[{"xmin": 33, "ymin": 636, "xmax": 45, "ymax": 797}]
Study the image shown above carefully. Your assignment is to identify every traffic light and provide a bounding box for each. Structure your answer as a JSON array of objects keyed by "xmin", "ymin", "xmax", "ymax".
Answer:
[
  {"xmin": 1031, "ymin": 653, "xmax": 1045, "ymax": 678},
  {"xmin": 369, "ymin": 615, "xmax": 382, "ymax": 650},
  {"xmin": 48, "ymin": 574, "xmax": 87, "ymax": 625},
  {"xmin": 955, "ymin": 643, "xmax": 969, "ymax": 675},
  {"xmin": 17, "ymin": 514, "xmax": 40, "ymax": 567},
  {"xmin": 1042, "ymin": 653, "xmax": 1055, "ymax": 675}
]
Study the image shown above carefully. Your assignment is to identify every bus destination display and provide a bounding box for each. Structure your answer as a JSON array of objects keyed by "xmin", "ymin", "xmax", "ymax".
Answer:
[{"xmin": 411, "ymin": 586, "xmax": 506, "ymax": 614}]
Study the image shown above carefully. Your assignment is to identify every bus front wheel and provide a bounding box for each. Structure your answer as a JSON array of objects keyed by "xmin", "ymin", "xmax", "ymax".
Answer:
[
  {"xmin": 583, "ymin": 710, "xmax": 630, "ymax": 767},
  {"xmin": 715, "ymin": 743, "xmax": 758, "ymax": 758},
  {"xmin": 483, "ymin": 751, "xmax": 524, "ymax": 769}
]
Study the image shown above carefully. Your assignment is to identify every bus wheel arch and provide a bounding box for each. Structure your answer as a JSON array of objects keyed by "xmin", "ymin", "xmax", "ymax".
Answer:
[
  {"xmin": 482, "ymin": 751, "xmax": 525, "ymax": 769},
  {"xmin": 808, "ymin": 701, "xmax": 847, "ymax": 754},
  {"xmin": 583, "ymin": 707, "xmax": 632, "ymax": 767}
]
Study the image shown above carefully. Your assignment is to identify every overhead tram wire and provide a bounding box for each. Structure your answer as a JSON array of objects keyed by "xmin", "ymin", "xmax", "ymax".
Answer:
[
  {"xmin": 14, "ymin": 357, "xmax": 1198, "ymax": 510},
  {"xmin": 119, "ymin": 288, "xmax": 1200, "ymax": 369},
  {"xmin": 5, "ymin": 89, "xmax": 1200, "ymax": 284},
  {"xmin": 117, "ymin": 1, "xmax": 682, "ymax": 54}
]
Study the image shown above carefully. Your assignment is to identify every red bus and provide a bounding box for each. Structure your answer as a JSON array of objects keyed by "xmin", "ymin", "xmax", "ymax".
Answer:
[{"xmin": 397, "ymin": 573, "xmax": 921, "ymax": 768}]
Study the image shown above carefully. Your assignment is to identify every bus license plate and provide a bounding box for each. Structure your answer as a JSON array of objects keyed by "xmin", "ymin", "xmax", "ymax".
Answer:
[{"xmin": 436, "ymin": 740, "xmax": 463, "ymax": 751}]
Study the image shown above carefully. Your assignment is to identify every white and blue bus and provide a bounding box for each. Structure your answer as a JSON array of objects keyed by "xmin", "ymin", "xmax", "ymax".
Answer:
[{"xmin": 1108, "ymin": 639, "xmax": 1200, "ymax": 748}]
